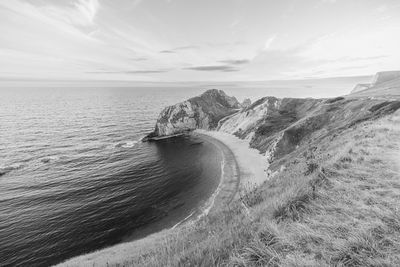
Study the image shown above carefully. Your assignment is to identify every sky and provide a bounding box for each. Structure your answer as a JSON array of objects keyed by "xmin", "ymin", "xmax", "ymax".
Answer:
[{"xmin": 0, "ymin": 0, "xmax": 399, "ymax": 81}]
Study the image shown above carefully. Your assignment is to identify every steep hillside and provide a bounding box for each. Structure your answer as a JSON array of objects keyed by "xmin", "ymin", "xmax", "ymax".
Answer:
[{"xmin": 220, "ymin": 95, "xmax": 400, "ymax": 172}]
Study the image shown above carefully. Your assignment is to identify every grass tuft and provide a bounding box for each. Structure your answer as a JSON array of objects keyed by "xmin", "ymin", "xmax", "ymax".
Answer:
[{"xmin": 273, "ymin": 186, "xmax": 315, "ymax": 222}]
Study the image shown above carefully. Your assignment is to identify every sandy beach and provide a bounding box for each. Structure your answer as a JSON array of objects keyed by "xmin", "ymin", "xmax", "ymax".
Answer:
[{"xmin": 196, "ymin": 130, "xmax": 269, "ymax": 193}]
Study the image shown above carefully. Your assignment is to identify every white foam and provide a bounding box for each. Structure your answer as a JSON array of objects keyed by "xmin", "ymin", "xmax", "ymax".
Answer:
[
  {"xmin": 199, "ymin": 155, "xmax": 225, "ymax": 218},
  {"xmin": 121, "ymin": 141, "xmax": 138, "ymax": 148},
  {"xmin": 171, "ymin": 210, "xmax": 196, "ymax": 229}
]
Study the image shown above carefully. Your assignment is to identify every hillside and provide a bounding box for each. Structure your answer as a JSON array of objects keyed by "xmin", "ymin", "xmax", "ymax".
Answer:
[{"xmin": 59, "ymin": 74, "xmax": 400, "ymax": 266}]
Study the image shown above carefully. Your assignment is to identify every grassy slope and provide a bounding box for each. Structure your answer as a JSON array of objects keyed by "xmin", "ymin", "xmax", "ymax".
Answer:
[
  {"xmin": 108, "ymin": 109, "xmax": 400, "ymax": 267},
  {"xmin": 63, "ymin": 90, "xmax": 400, "ymax": 266}
]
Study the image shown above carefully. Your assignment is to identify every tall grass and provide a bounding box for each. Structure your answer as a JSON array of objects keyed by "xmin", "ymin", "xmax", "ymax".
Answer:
[{"xmin": 62, "ymin": 111, "xmax": 400, "ymax": 267}]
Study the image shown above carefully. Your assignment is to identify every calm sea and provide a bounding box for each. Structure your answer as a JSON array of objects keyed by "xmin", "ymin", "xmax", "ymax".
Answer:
[{"xmin": 0, "ymin": 87, "xmax": 222, "ymax": 266}]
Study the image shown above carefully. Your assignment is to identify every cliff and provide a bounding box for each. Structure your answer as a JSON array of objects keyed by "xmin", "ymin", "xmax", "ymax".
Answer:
[
  {"xmin": 351, "ymin": 70, "xmax": 400, "ymax": 95},
  {"xmin": 148, "ymin": 73, "xmax": 400, "ymax": 170},
  {"xmin": 145, "ymin": 89, "xmax": 240, "ymax": 139}
]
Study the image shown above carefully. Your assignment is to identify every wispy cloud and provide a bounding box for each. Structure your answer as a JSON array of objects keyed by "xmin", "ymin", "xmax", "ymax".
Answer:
[
  {"xmin": 184, "ymin": 65, "xmax": 239, "ymax": 72},
  {"xmin": 89, "ymin": 69, "xmax": 170, "ymax": 74},
  {"xmin": 160, "ymin": 50, "xmax": 175, "ymax": 54},
  {"xmin": 74, "ymin": 0, "xmax": 100, "ymax": 25},
  {"xmin": 39, "ymin": 0, "xmax": 100, "ymax": 28},
  {"xmin": 219, "ymin": 59, "xmax": 250, "ymax": 65},
  {"xmin": 159, "ymin": 45, "xmax": 198, "ymax": 54},
  {"xmin": 263, "ymin": 35, "xmax": 277, "ymax": 50}
]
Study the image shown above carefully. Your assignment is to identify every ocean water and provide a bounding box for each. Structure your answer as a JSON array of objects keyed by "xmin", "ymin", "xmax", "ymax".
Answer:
[{"xmin": 0, "ymin": 87, "xmax": 222, "ymax": 266}]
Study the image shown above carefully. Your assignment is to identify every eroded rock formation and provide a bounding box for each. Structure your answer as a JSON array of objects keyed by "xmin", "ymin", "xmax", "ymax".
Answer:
[{"xmin": 145, "ymin": 89, "xmax": 240, "ymax": 139}]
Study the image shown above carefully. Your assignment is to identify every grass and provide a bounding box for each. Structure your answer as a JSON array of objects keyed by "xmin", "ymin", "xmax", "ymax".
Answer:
[{"xmin": 61, "ymin": 110, "xmax": 400, "ymax": 267}]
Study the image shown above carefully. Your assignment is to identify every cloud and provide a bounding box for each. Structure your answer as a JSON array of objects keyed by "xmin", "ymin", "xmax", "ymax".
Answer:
[
  {"xmin": 219, "ymin": 59, "xmax": 250, "ymax": 65},
  {"xmin": 74, "ymin": 0, "xmax": 99, "ymax": 25},
  {"xmin": 184, "ymin": 65, "xmax": 239, "ymax": 72},
  {"xmin": 160, "ymin": 50, "xmax": 175, "ymax": 53},
  {"xmin": 124, "ymin": 70, "xmax": 170, "ymax": 74},
  {"xmin": 130, "ymin": 57, "xmax": 148, "ymax": 61},
  {"xmin": 89, "ymin": 69, "xmax": 170, "ymax": 74},
  {"xmin": 174, "ymin": 45, "xmax": 198, "ymax": 50},
  {"xmin": 39, "ymin": 0, "xmax": 100, "ymax": 28},
  {"xmin": 263, "ymin": 35, "xmax": 277, "ymax": 50},
  {"xmin": 159, "ymin": 45, "xmax": 198, "ymax": 54}
]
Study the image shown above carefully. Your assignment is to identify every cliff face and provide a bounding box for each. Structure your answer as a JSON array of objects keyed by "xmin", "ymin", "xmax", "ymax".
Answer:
[
  {"xmin": 371, "ymin": 71, "xmax": 400, "ymax": 86},
  {"xmin": 148, "ymin": 89, "xmax": 240, "ymax": 138},
  {"xmin": 148, "ymin": 72, "xmax": 400, "ymax": 169},
  {"xmin": 351, "ymin": 70, "xmax": 400, "ymax": 95}
]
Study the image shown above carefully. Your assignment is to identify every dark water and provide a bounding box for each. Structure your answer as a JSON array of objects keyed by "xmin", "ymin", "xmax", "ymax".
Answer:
[{"xmin": 0, "ymin": 87, "xmax": 222, "ymax": 266}]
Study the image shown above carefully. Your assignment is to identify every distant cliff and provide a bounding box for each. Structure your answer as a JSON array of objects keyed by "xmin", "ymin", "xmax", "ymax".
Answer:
[
  {"xmin": 351, "ymin": 70, "xmax": 400, "ymax": 94},
  {"xmin": 145, "ymin": 89, "xmax": 240, "ymax": 139}
]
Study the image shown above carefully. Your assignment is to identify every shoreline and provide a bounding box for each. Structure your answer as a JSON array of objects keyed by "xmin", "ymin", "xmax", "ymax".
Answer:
[
  {"xmin": 56, "ymin": 130, "xmax": 267, "ymax": 267},
  {"xmin": 196, "ymin": 130, "xmax": 269, "ymax": 192}
]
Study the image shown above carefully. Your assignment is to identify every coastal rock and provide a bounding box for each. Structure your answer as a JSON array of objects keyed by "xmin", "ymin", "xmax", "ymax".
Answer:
[
  {"xmin": 241, "ymin": 98, "xmax": 252, "ymax": 109},
  {"xmin": 147, "ymin": 89, "xmax": 240, "ymax": 139}
]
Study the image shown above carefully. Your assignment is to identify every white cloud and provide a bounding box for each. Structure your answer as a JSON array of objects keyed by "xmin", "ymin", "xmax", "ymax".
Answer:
[
  {"xmin": 75, "ymin": 0, "xmax": 100, "ymax": 25},
  {"xmin": 40, "ymin": 0, "xmax": 100, "ymax": 28},
  {"xmin": 263, "ymin": 35, "xmax": 277, "ymax": 51}
]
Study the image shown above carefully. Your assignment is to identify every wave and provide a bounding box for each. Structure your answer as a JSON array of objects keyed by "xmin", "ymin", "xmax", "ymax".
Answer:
[
  {"xmin": 40, "ymin": 156, "xmax": 60, "ymax": 164},
  {"xmin": 111, "ymin": 140, "xmax": 139, "ymax": 149},
  {"xmin": 0, "ymin": 163, "xmax": 24, "ymax": 177},
  {"xmin": 171, "ymin": 210, "xmax": 196, "ymax": 230}
]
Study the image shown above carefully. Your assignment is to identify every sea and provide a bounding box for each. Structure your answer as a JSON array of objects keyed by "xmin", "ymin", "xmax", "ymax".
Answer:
[
  {"xmin": 0, "ymin": 86, "xmax": 227, "ymax": 266},
  {"xmin": 0, "ymin": 77, "xmax": 369, "ymax": 266}
]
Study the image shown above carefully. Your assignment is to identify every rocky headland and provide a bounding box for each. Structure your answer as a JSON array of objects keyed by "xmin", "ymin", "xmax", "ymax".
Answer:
[{"xmin": 143, "ymin": 89, "xmax": 240, "ymax": 140}]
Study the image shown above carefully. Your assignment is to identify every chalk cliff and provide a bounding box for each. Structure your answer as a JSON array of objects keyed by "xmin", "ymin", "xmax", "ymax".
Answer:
[
  {"xmin": 145, "ymin": 89, "xmax": 240, "ymax": 139},
  {"xmin": 351, "ymin": 70, "xmax": 400, "ymax": 94}
]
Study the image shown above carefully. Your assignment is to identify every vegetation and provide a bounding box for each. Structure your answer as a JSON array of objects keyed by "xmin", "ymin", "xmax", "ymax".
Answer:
[{"xmin": 60, "ymin": 108, "xmax": 400, "ymax": 267}]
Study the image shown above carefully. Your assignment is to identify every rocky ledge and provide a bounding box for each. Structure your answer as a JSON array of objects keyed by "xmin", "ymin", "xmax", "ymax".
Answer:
[{"xmin": 143, "ymin": 89, "xmax": 240, "ymax": 140}]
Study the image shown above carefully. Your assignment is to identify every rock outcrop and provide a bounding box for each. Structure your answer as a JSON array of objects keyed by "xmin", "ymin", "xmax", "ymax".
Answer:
[
  {"xmin": 241, "ymin": 98, "xmax": 252, "ymax": 109},
  {"xmin": 145, "ymin": 89, "xmax": 240, "ymax": 139}
]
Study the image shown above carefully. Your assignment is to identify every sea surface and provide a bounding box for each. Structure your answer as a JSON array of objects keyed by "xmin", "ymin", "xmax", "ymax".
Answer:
[{"xmin": 0, "ymin": 87, "xmax": 223, "ymax": 266}]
